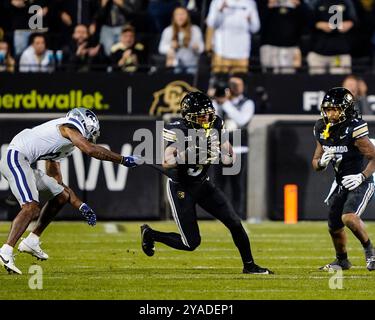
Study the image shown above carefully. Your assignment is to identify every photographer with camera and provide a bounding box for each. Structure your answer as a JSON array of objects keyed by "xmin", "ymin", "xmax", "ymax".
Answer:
[{"xmin": 210, "ymin": 76, "xmax": 255, "ymax": 219}]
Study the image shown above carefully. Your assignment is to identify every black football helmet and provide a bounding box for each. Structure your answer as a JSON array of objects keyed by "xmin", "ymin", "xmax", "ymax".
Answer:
[
  {"xmin": 320, "ymin": 87, "xmax": 358, "ymax": 125},
  {"xmin": 180, "ymin": 91, "xmax": 216, "ymax": 130}
]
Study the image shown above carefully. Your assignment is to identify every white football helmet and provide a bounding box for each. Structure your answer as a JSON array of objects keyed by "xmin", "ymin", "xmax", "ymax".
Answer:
[{"xmin": 66, "ymin": 108, "xmax": 100, "ymax": 143}]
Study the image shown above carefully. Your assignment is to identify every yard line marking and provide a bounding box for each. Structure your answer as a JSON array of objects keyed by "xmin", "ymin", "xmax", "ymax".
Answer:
[{"xmin": 103, "ymin": 223, "xmax": 119, "ymax": 234}]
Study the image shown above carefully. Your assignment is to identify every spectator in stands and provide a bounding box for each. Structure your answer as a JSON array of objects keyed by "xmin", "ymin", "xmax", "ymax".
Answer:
[
  {"xmin": 342, "ymin": 74, "xmax": 373, "ymax": 115},
  {"xmin": 19, "ymin": 33, "xmax": 54, "ymax": 73},
  {"xmin": 111, "ymin": 24, "xmax": 145, "ymax": 72},
  {"xmin": 210, "ymin": 76, "xmax": 255, "ymax": 218},
  {"xmin": 259, "ymin": 0, "xmax": 307, "ymax": 74},
  {"xmin": 62, "ymin": 24, "xmax": 108, "ymax": 72},
  {"xmin": 46, "ymin": 0, "xmax": 100, "ymax": 50},
  {"xmin": 205, "ymin": 0, "xmax": 260, "ymax": 74},
  {"xmin": 350, "ymin": 0, "xmax": 375, "ymax": 63},
  {"xmin": 147, "ymin": 0, "xmax": 182, "ymax": 33},
  {"xmin": 307, "ymin": 0, "xmax": 357, "ymax": 75},
  {"xmin": 96, "ymin": 0, "xmax": 139, "ymax": 56},
  {"xmin": 0, "ymin": 41, "xmax": 15, "ymax": 73},
  {"xmin": 9, "ymin": 0, "xmax": 49, "ymax": 56},
  {"xmin": 158, "ymin": 7, "xmax": 204, "ymax": 74}
]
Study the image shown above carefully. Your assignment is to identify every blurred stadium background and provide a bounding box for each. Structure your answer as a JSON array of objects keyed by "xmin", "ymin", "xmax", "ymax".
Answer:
[
  {"xmin": 2, "ymin": 0, "xmax": 375, "ymax": 222},
  {"xmin": 1, "ymin": 0, "xmax": 375, "ymax": 300}
]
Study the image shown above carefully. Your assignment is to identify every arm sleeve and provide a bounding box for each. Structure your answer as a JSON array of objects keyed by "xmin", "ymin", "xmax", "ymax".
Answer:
[
  {"xmin": 158, "ymin": 27, "xmax": 172, "ymax": 55},
  {"xmin": 222, "ymin": 99, "xmax": 255, "ymax": 127},
  {"xmin": 344, "ymin": 0, "xmax": 358, "ymax": 23},
  {"xmin": 206, "ymin": 0, "xmax": 224, "ymax": 29},
  {"xmin": 163, "ymin": 124, "xmax": 178, "ymax": 148},
  {"xmin": 313, "ymin": 124, "xmax": 319, "ymax": 141},
  {"xmin": 192, "ymin": 25, "xmax": 204, "ymax": 54},
  {"xmin": 19, "ymin": 52, "xmax": 30, "ymax": 72},
  {"xmin": 248, "ymin": 1, "xmax": 261, "ymax": 33}
]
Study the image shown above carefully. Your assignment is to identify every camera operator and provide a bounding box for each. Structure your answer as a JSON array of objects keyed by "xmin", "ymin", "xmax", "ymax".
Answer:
[{"xmin": 210, "ymin": 76, "xmax": 255, "ymax": 219}]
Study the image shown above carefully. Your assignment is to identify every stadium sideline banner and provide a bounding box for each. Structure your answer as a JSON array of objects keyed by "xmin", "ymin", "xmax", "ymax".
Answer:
[
  {"xmin": 1, "ymin": 73, "xmax": 375, "ymax": 115},
  {"xmin": 0, "ymin": 118, "xmax": 162, "ymax": 220}
]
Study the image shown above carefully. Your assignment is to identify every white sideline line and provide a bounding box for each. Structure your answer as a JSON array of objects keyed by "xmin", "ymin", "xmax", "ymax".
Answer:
[{"xmin": 104, "ymin": 223, "xmax": 119, "ymax": 234}]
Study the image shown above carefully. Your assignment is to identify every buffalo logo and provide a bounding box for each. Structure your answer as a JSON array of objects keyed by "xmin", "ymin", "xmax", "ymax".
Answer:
[
  {"xmin": 344, "ymin": 93, "xmax": 353, "ymax": 102},
  {"xmin": 177, "ymin": 191, "xmax": 185, "ymax": 199},
  {"xmin": 149, "ymin": 81, "xmax": 196, "ymax": 115}
]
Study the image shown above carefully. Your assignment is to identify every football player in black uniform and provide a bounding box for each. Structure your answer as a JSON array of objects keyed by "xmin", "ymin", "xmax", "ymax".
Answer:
[
  {"xmin": 312, "ymin": 87, "xmax": 375, "ymax": 271},
  {"xmin": 140, "ymin": 91, "xmax": 273, "ymax": 274}
]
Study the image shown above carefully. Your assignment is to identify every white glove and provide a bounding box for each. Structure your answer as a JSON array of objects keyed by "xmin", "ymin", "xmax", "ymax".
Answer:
[
  {"xmin": 318, "ymin": 151, "xmax": 335, "ymax": 168},
  {"xmin": 342, "ymin": 173, "xmax": 366, "ymax": 191}
]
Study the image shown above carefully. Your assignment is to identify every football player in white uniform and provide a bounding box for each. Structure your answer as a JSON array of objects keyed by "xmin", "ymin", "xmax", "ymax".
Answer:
[{"xmin": 0, "ymin": 108, "xmax": 137, "ymax": 274}]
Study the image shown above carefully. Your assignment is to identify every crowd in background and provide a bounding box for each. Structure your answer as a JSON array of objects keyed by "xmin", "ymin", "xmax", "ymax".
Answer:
[{"xmin": 0, "ymin": 0, "xmax": 375, "ymax": 74}]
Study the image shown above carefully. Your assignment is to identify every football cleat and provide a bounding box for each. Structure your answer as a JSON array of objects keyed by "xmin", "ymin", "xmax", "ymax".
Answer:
[
  {"xmin": 319, "ymin": 258, "xmax": 352, "ymax": 271},
  {"xmin": 140, "ymin": 224, "xmax": 155, "ymax": 257},
  {"xmin": 366, "ymin": 256, "xmax": 375, "ymax": 271},
  {"xmin": 243, "ymin": 263, "xmax": 274, "ymax": 275},
  {"xmin": 0, "ymin": 250, "xmax": 22, "ymax": 274},
  {"xmin": 18, "ymin": 238, "xmax": 49, "ymax": 261}
]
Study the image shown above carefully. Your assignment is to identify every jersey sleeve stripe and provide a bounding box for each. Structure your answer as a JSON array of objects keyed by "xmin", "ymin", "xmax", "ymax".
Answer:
[
  {"xmin": 163, "ymin": 128, "xmax": 176, "ymax": 135},
  {"xmin": 163, "ymin": 129, "xmax": 177, "ymax": 142},
  {"xmin": 353, "ymin": 125, "xmax": 369, "ymax": 138},
  {"xmin": 355, "ymin": 132, "xmax": 369, "ymax": 139},
  {"xmin": 353, "ymin": 123, "xmax": 367, "ymax": 131}
]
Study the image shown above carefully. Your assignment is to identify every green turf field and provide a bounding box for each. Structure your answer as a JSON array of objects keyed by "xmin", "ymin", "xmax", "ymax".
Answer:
[{"xmin": 0, "ymin": 221, "xmax": 374, "ymax": 300}]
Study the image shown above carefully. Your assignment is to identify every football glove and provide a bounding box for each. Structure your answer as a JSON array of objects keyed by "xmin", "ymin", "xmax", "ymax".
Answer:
[
  {"xmin": 79, "ymin": 203, "xmax": 97, "ymax": 226},
  {"xmin": 342, "ymin": 173, "xmax": 366, "ymax": 191},
  {"xmin": 121, "ymin": 155, "xmax": 140, "ymax": 168},
  {"xmin": 318, "ymin": 150, "xmax": 335, "ymax": 168}
]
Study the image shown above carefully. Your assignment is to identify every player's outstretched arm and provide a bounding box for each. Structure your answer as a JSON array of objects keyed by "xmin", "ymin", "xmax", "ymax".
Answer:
[
  {"xmin": 60, "ymin": 125, "xmax": 137, "ymax": 167},
  {"xmin": 355, "ymin": 136, "xmax": 375, "ymax": 179}
]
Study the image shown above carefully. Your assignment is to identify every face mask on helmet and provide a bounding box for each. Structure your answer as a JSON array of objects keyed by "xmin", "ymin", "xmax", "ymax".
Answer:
[
  {"xmin": 185, "ymin": 108, "xmax": 216, "ymax": 130},
  {"xmin": 66, "ymin": 108, "xmax": 100, "ymax": 143},
  {"xmin": 180, "ymin": 91, "xmax": 217, "ymax": 130},
  {"xmin": 321, "ymin": 102, "xmax": 347, "ymax": 125}
]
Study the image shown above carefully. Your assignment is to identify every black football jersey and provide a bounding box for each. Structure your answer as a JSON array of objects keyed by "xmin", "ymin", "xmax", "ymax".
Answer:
[
  {"xmin": 162, "ymin": 116, "xmax": 225, "ymax": 184},
  {"xmin": 314, "ymin": 118, "xmax": 373, "ymax": 185}
]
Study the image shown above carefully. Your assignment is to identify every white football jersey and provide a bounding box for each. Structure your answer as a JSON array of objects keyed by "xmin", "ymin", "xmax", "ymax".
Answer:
[{"xmin": 8, "ymin": 117, "xmax": 85, "ymax": 164}]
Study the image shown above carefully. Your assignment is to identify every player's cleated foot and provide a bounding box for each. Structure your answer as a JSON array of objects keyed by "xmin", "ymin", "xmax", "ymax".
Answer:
[
  {"xmin": 366, "ymin": 256, "xmax": 375, "ymax": 271},
  {"xmin": 18, "ymin": 238, "xmax": 49, "ymax": 261},
  {"xmin": 140, "ymin": 224, "xmax": 155, "ymax": 257},
  {"xmin": 0, "ymin": 251, "xmax": 22, "ymax": 274},
  {"xmin": 243, "ymin": 263, "xmax": 274, "ymax": 274},
  {"xmin": 319, "ymin": 258, "xmax": 352, "ymax": 271},
  {"xmin": 364, "ymin": 246, "xmax": 375, "ymax": 271}
]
